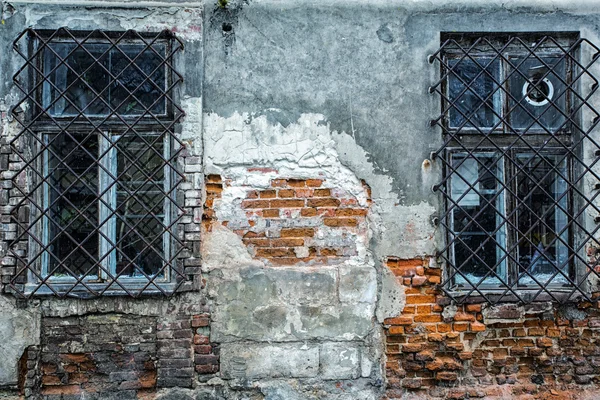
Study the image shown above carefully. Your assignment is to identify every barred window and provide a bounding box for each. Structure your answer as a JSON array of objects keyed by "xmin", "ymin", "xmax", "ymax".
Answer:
[
  {"xmin": 429, "ymin": 33, "xmax": 600, "ymax": 303},
  {"xmin": 8, "ymin": 29, "xmax": 187, "ymax": 298}
]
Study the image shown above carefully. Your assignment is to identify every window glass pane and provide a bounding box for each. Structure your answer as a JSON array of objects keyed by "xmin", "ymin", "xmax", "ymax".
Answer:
[
  {"xmin": 448, "ymin": 58, "xmax": 502, "ymax": 130},
  {"xmin": 45, "ymin": 131, "xmax": 99, "ymax": 278},
  {"xmin": 43, "ymin": 43, "xmax": 110, "ymax": 116},
  {"xmin": 42, "ymin": 41, "xmax": 167, "ymax": 117},
  {"xmin": 114, "ymin": 134, "xmax": 168, "ymax": 278},
  {"xmin": 516, "ymin": 153, "xmax": 569, "ymax": 286},
  {"xmin": 508, "ymin": 55, "xmax": 568, "ymax": 132},
  {"xmin": 451, "ymin": 152, "xmax": 507, "ymax": 286},
  {"xmin": 111, "ymin": 44, "xmax": 167, "ymax": 115}
]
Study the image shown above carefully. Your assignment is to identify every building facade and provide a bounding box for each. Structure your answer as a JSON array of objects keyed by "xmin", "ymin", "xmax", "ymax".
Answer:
[{"xmin": 1, "ymin": 0, "xmax": 600, "ymax": 399}]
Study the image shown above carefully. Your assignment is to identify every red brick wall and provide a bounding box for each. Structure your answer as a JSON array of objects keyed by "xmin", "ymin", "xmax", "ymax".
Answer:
[
  {"xmin": 31, "ymin": 312, "xmax": 219, "ymax": 398},
  {"xmin": 384, "ymin": 258, "xmax": 600, "ymax": 400},
  {"xmin": 204, "ymin": 175, "xmax": 370, "ymax": 266}
]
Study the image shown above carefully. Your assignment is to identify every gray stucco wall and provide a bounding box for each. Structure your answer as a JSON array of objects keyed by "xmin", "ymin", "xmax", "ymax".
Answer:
[{"xmin": 0, "ymin": 1, "xmax": 600, "ymax": 399}]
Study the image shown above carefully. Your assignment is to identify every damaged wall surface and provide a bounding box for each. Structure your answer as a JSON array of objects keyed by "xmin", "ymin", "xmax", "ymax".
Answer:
[{"xmin": 1, "ymin": 1, "xmax": 600, "ymax": 400}]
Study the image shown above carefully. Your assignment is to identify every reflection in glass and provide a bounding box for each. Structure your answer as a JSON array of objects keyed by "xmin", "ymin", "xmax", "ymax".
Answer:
[
  {"xmin": 508, "ymin": 56, "xmax": 568, "ymax": 132},
  {"xmin": 42, "ymin": 42, "xmax": 167, "ymax": 117},
  {"xmin": 451, "ymin": 153, "xmax": 507, "ymax": 286},
  {"xmin": 448, "ymin": 58, "xmax": 502, "ymax": 130},
  {"xmin": 45, "ymin": 131, "xmax": 99, "ymax": 278},
  {"xmin": 113, "ymin": 134, "xmax": 168, "ymax": 278},
  {"xmin": 516, "ymin": 153, "xmax": 569, "ymax": 286}
]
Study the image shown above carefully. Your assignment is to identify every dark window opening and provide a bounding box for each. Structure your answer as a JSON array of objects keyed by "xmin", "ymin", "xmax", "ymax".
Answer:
[
  {"xmin": 8, "ymin": 28, "xmax": 187, "ymax": 298},
  {"xmin": 430, "ymin": 33, "xmax": 600, "ymax": 304}
]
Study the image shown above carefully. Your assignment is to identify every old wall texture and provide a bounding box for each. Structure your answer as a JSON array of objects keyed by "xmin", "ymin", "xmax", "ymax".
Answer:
[{"xmin": 0, "ymin": 0, "xmax": 600, "ymax": 399}]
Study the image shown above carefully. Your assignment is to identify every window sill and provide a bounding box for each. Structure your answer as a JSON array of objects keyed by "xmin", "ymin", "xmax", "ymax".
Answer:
[
  {"xmin": 442, "ymin": 288, "xmax": 588, "ymax": 304},
  {"xmin": 7, "ymin": 281, "xmax": 194, "ymax": 298}
]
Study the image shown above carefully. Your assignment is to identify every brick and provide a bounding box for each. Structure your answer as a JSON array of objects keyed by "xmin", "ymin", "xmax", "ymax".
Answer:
[
  {"xmin": 270, "ymin": 238, "xmax": 304, "ymax": 247},
  {"xmin": 323, "ymin": 218, "xmax": 358, "ymax": 227},
  {"xmin": 334, "ymin": 208, "xmax": 368, "ymax": 216},
  {"xmin": 319, "ymin": 248, "xmax": 340, "ymax": 256},
  {"xmin": 412, "ymin": 276, "xmax": 428, "ymax": 286},
  {"xmin": 294, "ymin": 188, "xmax": 314, "ymax": 198},
  {"xmin": 313, "ymin": 188, "xmax": 331, "ymax": 197},
  {"xmin": 391, "ymin": 266, "xmax": 418, "ymax": 277},
  {"xmin": 243, "ymin": 238, "xmax": 270, "ymax": 247},
  {"xmin": 388, "ymin": 326, "xmax": 405, "ymax": 335},
  {"xmin": 243, "ymin": 231, "xmax": 267, "ymax": 238},
  {"xmin": 300, "ymin": 208, "xmax": 318, "ymax": 217},
  {"xmin": 428, "ymin": 333, "xmax": 444, "ymax": 342},
  {"xmin": 262, "ymin": 209, "xmax": 280, "ymax": 218},
  {"xmin": 414, "ymin": 314, "xmax": 442, "ymax": 323},
  {"xmin": 401, "ymin": 378, "xmax": 422, "ymax": 389},
  {"xmin": 465, "ymin": 304, "xmax": 482, "ymax": 313},
  {"xmin": 406, "ymin": 295, "xmax": 436, "ymax": 304},
  {"xmin": 471, "ymin": 322, "xmax": 486, "ymax": 332},
  {"xmin": 194, "ymin": 335, "xmax": 210, "ymax": 345},
  {"xmin": 516, "ymin": 339, "xmax": 535, "ymax": 347},
  {"xmin": 206, "ymin": 174, "xmax": 222, "ymax": 183},
  {"xmin": 255, "ymin": 248, "xmax": 296, "ymax": 258},
  {"xmin": 415, "ymin": 350, "xmax": 435, "ymax": 361},
  {"xmin": 528, "ymin": 327, "xmax": 545, "ymax": 336},
  {"xmin": 271, "ymin": 179, "xmax": 288, "ymax": 187},
  {"xmin": 436, "ymin": 371, "xmax": 458, "ymax": 381},
  {"xmin": 194, "ymin": 345, "xmax": 213, "ymax": 354},
  {"xmin": 388, "ymin": 316, "xmax": 413, "ymax": 326},
  {"xmin": 206, "ymin": 183, "xmax": 223, "ymax": 193},
  {"xmin": 270, "ymin": 199, "xmax": 305, "ymax": 208},
  {"xmin": 195, "ymin": 364, "xmax": 219, "ymax": 374},
  {"xmin": 280, "ymin": 228, "xmax": 315, "ymax": 237},
  {"xmin": 307, "ymin": 198, "xmax": 341, "ymax": 207},
  {"xmin": 241, "ymin": 200, "xmax": 270, "ymax": 209},
  {"xmin": 259, "ymin": 190, "xmax": 277, "ymax": 198},
  {"xmin": 416, "ymin": 305, "xmax": 431, "ymax": 314},
  {"xmin": 286, "ymin": 179, "xmax": 306, "ymax": 187},
  {"xmin": 426, "ymin": 358, "xmax": 444, "ymax": 371},
  {"xmin": 194, "ymin": 355, "xmax": 219, "ymax": 365},
  {"xmin": 454, "ymin": 312, "xmax": 475, "ymax": 322},
  {"xmin": 278, "ymin": 189, "xmax": 295, "ymax": 197},
  {"xmin": 402, "ymin": 343, "xmax": 422, "ymax": 353},
  {"xmin": 453, "ymin": 322, "xmax": 469, "ymax": 332},
  {"xmin": 192, "ymin": 316, "xmax": 209, "ymax": 328},
  {"xmin": 536, "ymin": 337, "xmax": 553, "ymax": 348},
  {"xmin": 305, "ymin": 179, "xmax": 323, "ymax": 187},
  {"xmin": 41, "ymin": 385, "xmax": 82, "ymax": 395}
]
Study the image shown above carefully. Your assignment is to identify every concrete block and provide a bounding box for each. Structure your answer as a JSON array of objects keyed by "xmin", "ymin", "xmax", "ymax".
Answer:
[
  {"xmin": 220, "ymin": 343, "xmax": 319, "ymax": 379},
  {"xmin": 339, "ymin": 266, "xmax": 377, "ymax": 304},
  {"xmin": 320, "ymin": 342, "xmax": 361, "ymax": 380},
  {"xmin": 0, "ymin": 296, "xmax": 40, "ymax": 386}
]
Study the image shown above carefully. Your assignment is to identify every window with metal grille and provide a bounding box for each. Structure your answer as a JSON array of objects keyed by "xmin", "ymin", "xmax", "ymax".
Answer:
[
  {"xmin": 7, "ymin": 28, "xmax": 187, "ymax": 298},
  {"xmin": 429, "ymin": 33, "xmax": 600, "ymax": 304}
]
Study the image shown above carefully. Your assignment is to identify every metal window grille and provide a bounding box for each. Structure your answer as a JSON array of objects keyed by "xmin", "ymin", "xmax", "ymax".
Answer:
[
  {"xmin": 429, "ymin": 33, "xmax": 600, "ymax": 304},
  {"xmin": 7, "ymin": 28, "xmax": 187, "ymax": 298}
]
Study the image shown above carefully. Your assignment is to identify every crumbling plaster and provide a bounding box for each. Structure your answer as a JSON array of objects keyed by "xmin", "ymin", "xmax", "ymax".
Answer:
[{"xmin": 2, "ymin": 0, "xmax": 600, "ymax": 399}]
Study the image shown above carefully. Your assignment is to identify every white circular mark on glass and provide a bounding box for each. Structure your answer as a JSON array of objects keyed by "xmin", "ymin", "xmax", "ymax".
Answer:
[{"xmin": 522, "ymin": 78, "xmax": 554, "ymax": 107}]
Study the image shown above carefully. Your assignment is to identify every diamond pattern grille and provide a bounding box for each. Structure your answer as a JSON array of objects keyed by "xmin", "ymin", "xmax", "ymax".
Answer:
[
  {"xmin": 7, "ymin": 28, "xmax": 187, "ymax": 298},
  {"xmin": 429, "ymin": 34, "xmax": 600, "ymax": 304}
]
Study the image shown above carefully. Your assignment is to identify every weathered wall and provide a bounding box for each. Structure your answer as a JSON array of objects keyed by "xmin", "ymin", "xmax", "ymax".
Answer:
[{"xmin": 0, "ymin": 1, "xmax": 600, "ymax": 399}]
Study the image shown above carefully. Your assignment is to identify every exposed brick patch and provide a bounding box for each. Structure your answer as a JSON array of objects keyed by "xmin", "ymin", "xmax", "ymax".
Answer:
[
  {"xmin": 20, "ymin": 345, "xmax": 40, "ymax": 398},
  {"xmin": 39, "ymin": 315, "xmax": 158, "ymax": 397},
  {"xmin": 204, "ymin": 177, "xmax": 370, "ymax": 266},
  {"xmin": 384, "ymin": 257, "xmax": 600, "ymax": 399},
  {"xmin": 32, "ymin": 311, "xmax": 220, "ymax": 397},
  {"xmin": 156, "ymin": 316, "xmax": 192, "ymax": 388},
  {"xmin": 192, "ymin": 314, "xmax": 220, "ymax": 375},
  {"xmin": 201, "ymin": 174, "xmax": 224, "ymax": 232}
]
